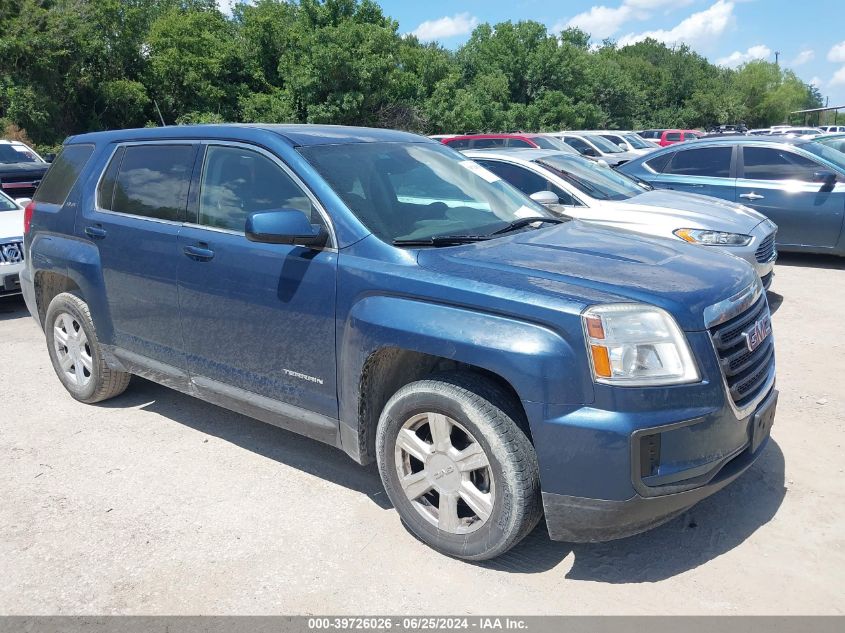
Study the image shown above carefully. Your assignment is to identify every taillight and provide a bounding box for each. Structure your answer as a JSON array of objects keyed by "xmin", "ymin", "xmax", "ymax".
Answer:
[{"xmin": 24, "ymin": 201, "xmax": 35, "ymax": 234}]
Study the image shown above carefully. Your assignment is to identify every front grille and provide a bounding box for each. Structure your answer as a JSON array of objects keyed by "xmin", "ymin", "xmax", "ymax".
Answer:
[
  {"xmin": 0, "ymin": 240, "xmax": 24, "ymax": 264},
  {"xmin": 755, "ymin": 231, "xmax": 777, "ymax": 263},
  {"xmin": 0, "ymin": 175, "xmax": 42, "ymax": 198},
  {"xmin": 709, "ymin": 293, "xmax": 775, "ymax": 411}
]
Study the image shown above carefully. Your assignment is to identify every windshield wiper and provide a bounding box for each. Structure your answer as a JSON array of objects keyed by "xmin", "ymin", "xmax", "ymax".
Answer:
[
  {"xmin": 393, "ymin": 235, "xmax": 492, "ymax": 247},
  {"xmin": 489, "ymin": 216, "xmax": 565, "ymax": 236}
]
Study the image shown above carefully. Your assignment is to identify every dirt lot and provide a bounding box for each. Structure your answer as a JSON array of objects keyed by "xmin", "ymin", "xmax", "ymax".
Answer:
[{"xmin": 1, "ymin": 254, "xmax": 843, "ymax": 615}]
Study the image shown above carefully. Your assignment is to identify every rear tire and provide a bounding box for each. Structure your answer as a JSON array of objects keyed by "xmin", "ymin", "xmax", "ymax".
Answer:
[
  {"xmin": 45, "ymin": 292, "xmax": 131, "ymax": 404},
  {"xmin": 376, "ymin": 373, "xmax": 542, "ymax": 560}
]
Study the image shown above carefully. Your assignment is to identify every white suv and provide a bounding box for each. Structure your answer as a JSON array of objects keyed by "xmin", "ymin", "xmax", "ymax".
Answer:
[{"xmin": 0, "ymin": 190, "xmax": 25, "ymax": 296}]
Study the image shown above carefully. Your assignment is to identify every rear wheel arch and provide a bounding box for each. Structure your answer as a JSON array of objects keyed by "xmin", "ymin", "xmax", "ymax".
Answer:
[{"xmin": 34, "ymin": 270, "xmax": 81, "ymax": 325}]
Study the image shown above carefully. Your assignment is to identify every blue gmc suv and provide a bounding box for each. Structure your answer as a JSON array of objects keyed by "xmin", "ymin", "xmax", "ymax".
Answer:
[{"xmin": 21, "ymin": 125, "xmax": 777, "ymax": 560}]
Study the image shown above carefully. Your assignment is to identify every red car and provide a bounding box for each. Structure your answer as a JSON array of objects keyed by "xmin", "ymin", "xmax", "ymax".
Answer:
[
  {"xmin": 657, "ymin": 129, "xmax": 702, "ymax": 147},
  {"xmin": 439, "ymin": 133, "xmax": 574, "ymax": 152}
]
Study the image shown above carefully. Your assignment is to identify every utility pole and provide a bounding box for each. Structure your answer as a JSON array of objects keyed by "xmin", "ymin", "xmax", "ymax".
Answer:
[{"xmin": 774, "ymin": 51, "xmax": 780, "ymax": 66}]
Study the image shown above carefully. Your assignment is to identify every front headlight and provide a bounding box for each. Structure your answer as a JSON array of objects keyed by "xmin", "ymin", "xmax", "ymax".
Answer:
[
  {"xmin": 582, "ymin": 304, "xmax": 700, "ymax": 386},
  {"xmin": 673, "ymin": 228, "xmax": 752, "ymax": 246}
]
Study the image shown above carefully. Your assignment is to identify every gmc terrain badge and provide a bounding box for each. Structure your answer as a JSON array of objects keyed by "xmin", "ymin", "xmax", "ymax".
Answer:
[{"xmin": 743, "ymin": 316, "xmax": 772, "ymax": 353}]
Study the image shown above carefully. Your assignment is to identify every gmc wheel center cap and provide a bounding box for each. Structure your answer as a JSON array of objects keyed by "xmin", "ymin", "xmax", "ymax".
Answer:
[{"xmin": 427, "ymin": 453, "xmax": 460, "ymax": 492}]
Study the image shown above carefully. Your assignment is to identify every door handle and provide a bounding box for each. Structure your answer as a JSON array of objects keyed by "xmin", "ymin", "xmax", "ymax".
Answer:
[
  {"xmin": 84, "ymin": 225, "xmax": 107, "ymax": 240},
  {"xmin": 183, "ymin": 244, "xmax": 215, "ymax": 261},
  {"xmin": 740, "ymin": 192, "xmax": 765, "ymax": 201}
]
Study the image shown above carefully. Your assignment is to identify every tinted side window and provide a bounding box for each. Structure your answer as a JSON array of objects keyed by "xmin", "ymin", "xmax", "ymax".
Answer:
[
  {"xmin": 445, "ymin": 139, "xmax": 470, "ymax": 149},
  {"xmin": 506, "ymin": 139, "xmax": 534, "ymax": 148},
  {"xmin": 34, "ymin": 144, "xmax": 95, "ymax": 205},
  {"xmin": 665, "ymin": 132, "xmax": 682, "ymax": 142},
  {"xmin": 644, "ymin": 152, "xmax": 672, "ymax": 173},
  {"xmin": 110, "ymin": 145, "xmax": 195, "ymax": 221},
  {"xmin": 472, "ymin": 138, "xmax": 506, "ymax": 149},
  {"xmin": 665, "ymin": 147, "xmax": 732, "ymax": 177},
  {"xmin": 682, "ymin": 132, "xmax": 698, "ymax": 140},
  {"xmin": 477, "ymin": 161, "xmax": 550, "ymax": 196},
  {"xmin": 564, "ymin": 137, "xmax": 592, "ymax": 154},
  {"xmin": 198, "ymin": 145, "xmax": 322, "ymax": 232},
  {"xmin": 742, "ymin": 147, "xmax": 820, "ymax": 181},
  {"xmin": 96, "ymin": 146, "xmax": 125, "ymax": 210}
]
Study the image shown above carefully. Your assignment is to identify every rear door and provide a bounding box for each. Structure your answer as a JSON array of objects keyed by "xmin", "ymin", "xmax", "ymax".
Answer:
[
  {"xmin": 645, "ymin": 145, "xmax": 736, "ymax": 200},
  {"xmin": 737, "ymin": 145, "xmax": 845, "ymax": 248},
  {"xmin": 78, "ymin": 142, "xmax": 198, "ymax": 377},
  {"xmin": 176, "ymin": 142, "xmax": 339, "ymax": 422}
]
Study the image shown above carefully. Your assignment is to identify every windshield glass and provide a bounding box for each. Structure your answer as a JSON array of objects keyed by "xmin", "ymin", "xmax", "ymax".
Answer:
[
  {"xmin": 298, "ymin": 142, "xmax": 553, "ymax": 243},
  {"xmin": 0, "ymin": 192, "xmax": 19, "ymax": 211},
  {"xmin": 535, "ymin": 154, "xmax": 645, "ymax": 201},
  {"xmin": 623, "ymin": 134, "xmax": 651, "ymax": 149},
  {"xmin": 800, "ymin": 141, "xmax": 845, "ymax": 172},
  {"xmin": 583, "ymin": 135, "xmax": 623, "ymax": 154},
  {"xmin": 0, "ymin": 144, "xmax": 42, "ymax": 164}
]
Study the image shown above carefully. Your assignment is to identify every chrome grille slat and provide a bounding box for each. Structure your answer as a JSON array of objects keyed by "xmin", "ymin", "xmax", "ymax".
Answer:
[
  {"xmin": 709, "ymin": 293, "xmax": 775, "ymax": 412},
  {"xmin": 0, "ymin": 240, "xmax": 24, "ymax": 264},
  {"xmin": 755, "ymin": 231, "xmax": 777, "ymax": 263}
]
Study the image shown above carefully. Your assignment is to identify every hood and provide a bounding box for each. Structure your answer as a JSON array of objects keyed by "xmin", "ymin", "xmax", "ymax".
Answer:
[
  {"xmin": 417, "ymin": 221, "xmax": 757, "ymax": 331},
  {"xmin": 609, "ymin": 190, "xmax": 767, "ymax": 233},
  {"xmin": 0, "ymin": 207, "xmax": 24, "ymax": 239},
  {"xmin": 603, "ymin": 150, "xmax": 640, "ymax": 165}
]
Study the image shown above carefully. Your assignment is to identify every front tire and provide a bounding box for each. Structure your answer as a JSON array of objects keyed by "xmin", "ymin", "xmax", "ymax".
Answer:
[
  {"xmin": 376, "ymin": 374, "xmax": 542, "ymax": 560},
  {"xmin": 45, "ymin": 292, "xmax": 131, "ymax": 404}
]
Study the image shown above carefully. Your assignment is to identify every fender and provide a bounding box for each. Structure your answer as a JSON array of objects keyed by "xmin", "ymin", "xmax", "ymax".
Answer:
[
  {"xmin": 30, "ymin": 232, "xmax": 114, "ymax": 345},
  {"xmin": 338, "ymin": 294, "xmax": 594, "ymax": 459}
]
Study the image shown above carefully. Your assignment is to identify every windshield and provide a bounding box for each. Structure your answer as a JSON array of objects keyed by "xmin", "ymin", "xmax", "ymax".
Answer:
[
  {"xmin": 815, "ymin": 135, "xmax": 845, "ymax": 153},
  {"xmin": 583, "ymin": 135, "xmax": 623, "ymax": 154},
  {"xmin": 298, "ymin": 142, "xmax": 553, "ymax": 243},
  {"xmin": 0, "ymin": 144, "xmax": 42, "ymax": 164},
  {"xmin": 535, "ymin": 154, "xmax": 645, "ymax": 201},
  {"xmin": 623, "ymin": 134, "xmax": 651, "ymax": 150},
  {"xmin": 0, "ymin": 192, "xmax": 19, "ymax": 211},
  {"xmin": 800, "ymin": 141, "xmax": 845, "ymax": 173}
]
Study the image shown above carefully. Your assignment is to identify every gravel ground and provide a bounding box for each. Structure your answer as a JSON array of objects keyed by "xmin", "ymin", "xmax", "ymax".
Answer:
[{"xmin": 0, "ymin": 254, "xmax": 843, "ymax": 615}]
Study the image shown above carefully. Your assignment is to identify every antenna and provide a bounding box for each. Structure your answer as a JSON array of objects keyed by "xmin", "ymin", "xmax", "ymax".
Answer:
[{"xmin": 153, "ymin": 100, "xmax": 167, "ymax": 127}]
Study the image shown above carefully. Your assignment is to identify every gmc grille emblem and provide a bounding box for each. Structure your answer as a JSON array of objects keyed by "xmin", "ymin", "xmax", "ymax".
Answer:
[{"xmin": 743, "ymin": 316, "xmax": 772, "ymax": 352}]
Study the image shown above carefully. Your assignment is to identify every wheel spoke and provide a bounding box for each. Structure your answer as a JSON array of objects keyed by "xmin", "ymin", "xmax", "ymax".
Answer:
[
  {"xmin": 428, "ymin": 413, "xmax": 452, "ymax": 452},
  {"xmin": 74, "ymin": 360, "xmax": 85, "ymax": 384},
  {"xmin": 400, "ymin": 470, "xmax": 432, "ymax": 501},
  {"xmin": 61, "ymin": 314, "xmax": 76, "ymax": 339},
  {"xmin": 54, "ymin": 325, "xmax": 69, "ymax": 347},
  {"xmin": 454, "ymin": 442, "xmax": 489, "ymax": 472},
  {"xmin": 460, "ymin": 481, "xmax": 493, "ymax": 522},
  {"xmin": 437, "ymin": 491, "xmax": 461, "ymax": 532},
  {"xmin": 396, "ymin": 428, "xmax": 432, "ymax": 462},
  {"xmin": 79, "ymin": 351, "xmax": 93, "ymax": 372},
  {"xmin": 59, "ymin": 353, "xmax": 74, "ymax": 372}
]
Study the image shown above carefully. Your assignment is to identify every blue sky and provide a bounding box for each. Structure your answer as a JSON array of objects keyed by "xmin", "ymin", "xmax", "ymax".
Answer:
[{"xmin": 378, "ymin": 0, "xmax": 845, "ymax": 111}]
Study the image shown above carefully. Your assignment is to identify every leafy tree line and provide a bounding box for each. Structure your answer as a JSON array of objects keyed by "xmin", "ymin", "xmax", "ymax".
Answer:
[{"xmin": 0, "ymin": 0, "xmax": 822, "ymax": 151}]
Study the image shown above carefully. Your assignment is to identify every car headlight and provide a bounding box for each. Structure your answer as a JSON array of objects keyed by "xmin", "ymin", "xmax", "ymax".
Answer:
[
  {"xmin": 673, "ymin": 228, "xmax": 752, "ymax": 246},
  {"xmin": 582, "ymin": 304, "xmax": 700, "ymax": 386}
]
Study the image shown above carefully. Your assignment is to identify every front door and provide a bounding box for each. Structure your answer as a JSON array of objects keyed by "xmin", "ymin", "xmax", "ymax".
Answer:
[
  {"xmin": 737, "ymin": 146, "xmax": 845, "ymax": 248},
  {"xmin": 649, "ymin": 145, "xmax": 736, "ymax": 200},
  {"xmin": 176, "ymin": 143, "xmax": 339, "ymax": 422}
]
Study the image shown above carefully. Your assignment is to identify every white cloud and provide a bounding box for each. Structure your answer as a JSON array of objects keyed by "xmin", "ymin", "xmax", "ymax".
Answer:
[
  {"xmin": 716, "ymin": 44, "xmax": 771, "ymax": 68},
  {"xmin": 809, "ymin": 76, "xmax": 823, "ymax": 88},
  {"xmin": 217, "ymin": 0, "xmax": 236, "ymax": 16},
  {"xmin": 789, "ymin": 49, "xmax": 814, "ymax": 67},
  {"xmin": 830, "ymin": 67, "xmax": 845, "ymax": 87},
  {"xmin": 410, "ymin": 12, "xmax": 479, "ymax": 41},
  {"xmin": 618, "ymin": 0, "xmax": 735, "ymax": 48},
  {"xmin": 828, "ymin": 41, "xmax": 845, "ymax": 63},
  {"xmin": 556, "ymin": 0, "xmax": 692, "ymax": 40}
]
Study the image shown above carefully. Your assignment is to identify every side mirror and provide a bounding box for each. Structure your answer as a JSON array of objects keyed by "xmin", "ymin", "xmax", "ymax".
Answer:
[
  {"xmin": 530, "ymin": 190, "xmax": 560, "ymax": 207},
  {"xmin": 245, "ymin": 209, "xmax": 328, "ymax": 248},
  {"xmin": 617, "ymin": 142, "xmax": 628, "ymax": 150},
  {"xmin": 44, "ymin": 153, "xmax": 56, "ymax": 163},
  {"xmin": 582, "ymin": 147, "xmax": 599, "ymax": 157},
  {"xmin": 815, "ymin": 171, "xmax": 837, "ymax": 192}
]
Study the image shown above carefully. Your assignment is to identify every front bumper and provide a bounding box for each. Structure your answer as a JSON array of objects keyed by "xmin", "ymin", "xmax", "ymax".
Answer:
[
  {"xmin": 543, "ymin": 390, "xmax": 776, "ymax": 541},
  {"xmin": 0, "ymin": 261, "xmax": 23, "ymax": 296}
]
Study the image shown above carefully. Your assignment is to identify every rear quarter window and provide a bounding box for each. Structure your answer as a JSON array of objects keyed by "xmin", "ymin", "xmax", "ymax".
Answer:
[
  {"xmin": 644, "ymin": 152, "xmax": 672, "ymax": 173},
  {"xmin": 33, "ymin": 144, "xmax": 95, "ymax": 205}
]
